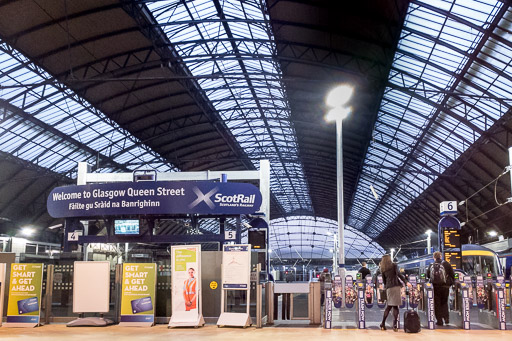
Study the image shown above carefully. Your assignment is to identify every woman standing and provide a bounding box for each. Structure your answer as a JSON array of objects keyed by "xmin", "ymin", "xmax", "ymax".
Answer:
[{"xmin": 380, "ymin": 254, "xmax": 407, "ymax": 331}]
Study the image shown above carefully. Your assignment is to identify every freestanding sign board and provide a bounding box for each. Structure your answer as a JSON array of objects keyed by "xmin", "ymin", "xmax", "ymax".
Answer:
[
  {"xmin": 222, "ymin": 245, "xmax": 251, "ymax": 289},
  {"xmin": 67, "ymin": 261, "xmax": 113, "ymax": 327},
  {"xmin": 169, "ymin": 245, "xmax": 204, "ymax": 328},
  {"xmin": 120, "ymin": 263, "xmax": 156, "ymax": 327},
  {"xmin": 5, "ymin": 263, "xmax": 43, "ymax": 327},
  {"xmin": 0, "ymin": 263, "xmax": 6, "ymax": 326},
  {"xmin": 217, "ymin": 244, "xmax": 252, "ymax": 328}
]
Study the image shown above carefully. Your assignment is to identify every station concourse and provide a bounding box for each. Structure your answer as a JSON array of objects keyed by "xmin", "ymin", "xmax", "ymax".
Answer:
[{"xmin": 1, "ymin": 0, "xmax": 512, "ymax": 339}]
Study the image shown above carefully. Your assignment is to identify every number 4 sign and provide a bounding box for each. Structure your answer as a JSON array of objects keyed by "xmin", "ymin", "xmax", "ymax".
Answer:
[
  {"xmin": 440, "ymin": 201, "xmax": 457, "ymax": 216},
  {"xmin": 68, "ymin": 230, "xmax": 83, "ymax": 241}
]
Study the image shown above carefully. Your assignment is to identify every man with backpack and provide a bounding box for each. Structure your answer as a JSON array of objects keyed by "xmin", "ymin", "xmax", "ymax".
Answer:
[{"xmin": 427, "ymin": 251, "xmax": 455, "ymax": 326}]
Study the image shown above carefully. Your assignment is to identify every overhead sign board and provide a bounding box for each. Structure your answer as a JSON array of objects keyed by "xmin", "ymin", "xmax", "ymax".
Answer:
[
  {"xmin": 440, "ymin": 201, "xmax": 457, "ymax": 216},
  {"xmin": 47, "ymin": 181, "xmax": 262, "ymax": 218}
]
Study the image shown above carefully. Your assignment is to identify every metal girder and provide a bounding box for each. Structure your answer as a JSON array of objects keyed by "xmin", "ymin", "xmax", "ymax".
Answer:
[{"xmin": 0, "ymin": 99, "xmax": 129, "ymax": 172}]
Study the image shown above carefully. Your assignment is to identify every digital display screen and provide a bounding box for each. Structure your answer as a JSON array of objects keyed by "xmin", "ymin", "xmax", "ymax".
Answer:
[
  {"xmin": 444, "ymin": 251, "xmax": 462, "ymax": 270},
  {"xmin": 114, "ymin": 220, "xmax": 140, "ymax": 235},
  {"xmin": 443, "ymin": 229, "xmax": 461, "ymax": 248},
  {"xmin": 248, "ymin": 230, "xmax": 266, "ymax": 249}
]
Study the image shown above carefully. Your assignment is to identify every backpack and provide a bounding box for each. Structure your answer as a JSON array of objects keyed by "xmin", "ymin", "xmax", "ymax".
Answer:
[
  {"xmin": 430, "ymin": 262, "xmax": 446, "ymax": 285},
  {"xmin": 404, "ymin": 310, "xmax": 421, "ymax": 333}
]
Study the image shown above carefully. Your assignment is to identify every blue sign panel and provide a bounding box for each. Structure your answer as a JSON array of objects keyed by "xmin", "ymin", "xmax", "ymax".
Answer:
[
  {"xmin": 47, "ymin": 181, "xmax": 262, "ymax": 218},
  {"xmin": 438, "ymin": 216, "xmax": 461, "ymax": 230}
]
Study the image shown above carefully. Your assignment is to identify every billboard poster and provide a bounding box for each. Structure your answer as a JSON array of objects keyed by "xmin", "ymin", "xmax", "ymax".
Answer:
[
  {"xmin": 6, "ymin": 263, "xmax": 43, "ymax": 326},
  {"xmin": 120, "ymin": 263, "xmax": 156, "ymax": 325},
  {"xmin": 171, "ymin": 245, "xmax": 201, "ymax": 322},
  {"xmin": 222, "ymin": 245, "xmax": 251, "ymax": 289}
]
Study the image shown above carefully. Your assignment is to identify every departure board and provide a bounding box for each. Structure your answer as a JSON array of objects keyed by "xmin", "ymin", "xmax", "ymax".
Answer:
[
  {"xmin": 443, "ymin": 229, "xmax": 461, "ymax": 248},
  {"xmin": 444, "ymin": 251, "xmax": 462, "ymax": 270}
]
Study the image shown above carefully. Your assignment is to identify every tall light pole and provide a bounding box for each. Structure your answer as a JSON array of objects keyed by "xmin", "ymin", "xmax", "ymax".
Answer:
[
  {"xmin": 426, "ymin": 229, "xmax": 432, "ymax": 254},
  {"xmin": 325, "ymin": 84, "xmax": 353, "ymax": 278}
]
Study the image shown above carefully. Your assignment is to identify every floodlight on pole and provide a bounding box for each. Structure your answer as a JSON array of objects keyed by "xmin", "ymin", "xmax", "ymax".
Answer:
[
  {"xmin": 325, "ymin": 107, "xmax": 351, "ymax": 122},
  {"xmin": 425, "ymin": 229, "xmax": 433, "ymax": 254},
  {"xmin": 324, "ymin": 84, "xmax": 354, "ymax": 283},
  {"xmin": 325, "ymin": 84, "xmax": 354, "ymax": 108}
]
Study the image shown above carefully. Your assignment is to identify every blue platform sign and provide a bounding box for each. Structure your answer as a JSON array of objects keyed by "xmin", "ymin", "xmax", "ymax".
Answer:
[{"xmin": 47, "ymin": 181, "xmax": 262, "ymax": 218}]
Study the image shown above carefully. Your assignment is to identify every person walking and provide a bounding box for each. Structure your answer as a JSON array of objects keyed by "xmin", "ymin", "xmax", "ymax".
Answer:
[
  {"xmin": 358, "ymin": 261, "xmax": 371, "ymax": 281},
  {"xmin": 427, "ymin": 251, "xmax": 455, "ymax": 326},
  {"xmin": 380, "ymin": 254, "xmax": 408, "ymax": 331}
]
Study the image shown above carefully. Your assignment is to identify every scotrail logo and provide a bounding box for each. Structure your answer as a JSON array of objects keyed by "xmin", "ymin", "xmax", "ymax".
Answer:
[
  {"xmin": 188, "ymin": 187, "xmax": 218, "ymax": 209},
  {"xmin": 189, "ymin": 186, "xmax": 257, "ymax": 210}
]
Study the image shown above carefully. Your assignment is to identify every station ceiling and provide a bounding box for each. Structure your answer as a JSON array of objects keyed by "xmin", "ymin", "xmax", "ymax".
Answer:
[{"xmin": 0, "ymin": 0, "xmax": 511, "ymax": 259}]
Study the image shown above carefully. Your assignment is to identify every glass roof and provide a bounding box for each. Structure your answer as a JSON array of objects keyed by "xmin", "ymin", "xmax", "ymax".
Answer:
[
  {"xmin": 0, "ymin": 42, "xmax": 178, "ymax": 178},
  {"xmin": 270, "ymin": 216, "xmax": 385, "ymax": 259},
  {"xmin": 146, "ymin": 0, "xmax": 312, "ymax": 213},
  {"xmin": 348, "ymin": 0, "xmax": 512, "ymax": 238}
]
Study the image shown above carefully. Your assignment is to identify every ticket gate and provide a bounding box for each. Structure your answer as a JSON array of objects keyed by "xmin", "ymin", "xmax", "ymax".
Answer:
[
  {"xmin": 324, "ymin": 273, "xmax": 508, "ymax": 330},
  {"xmin": 416, "ymin": 273, "xmax": 507, "ymax": 330}
]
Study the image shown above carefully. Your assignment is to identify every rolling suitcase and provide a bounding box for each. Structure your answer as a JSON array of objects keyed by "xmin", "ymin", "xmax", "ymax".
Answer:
[{"xmin": 403, "ymin": 309, "xmax": 421, "ymax": 333}]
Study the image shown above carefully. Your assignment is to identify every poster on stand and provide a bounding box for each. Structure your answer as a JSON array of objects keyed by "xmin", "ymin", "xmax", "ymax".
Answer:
[
  {"xmin": 170, "ymin": 245, "xmax": 203, "ymax": 327},
  {"xmin": 222, "ymin": 244, "xmax": 251, "ymax": 289},
  {"xmin": 5, "ymin": 263, "xmax": 43, "ymax": 327},
  {"xmin": 217, "ymin": 244, "xmax": 252, "ymax": 328},
  {"xmin": 120, "ymin": 263, "xmax": 156, "ymax": 326}
]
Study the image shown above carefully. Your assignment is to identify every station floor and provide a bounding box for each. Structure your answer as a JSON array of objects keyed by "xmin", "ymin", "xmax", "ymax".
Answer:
[{"xmin": 0, "ymin": 324, "xmax": 509, "ymax": 341}]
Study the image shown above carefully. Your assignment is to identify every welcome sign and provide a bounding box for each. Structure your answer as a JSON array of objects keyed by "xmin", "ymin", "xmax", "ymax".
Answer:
[
  {"xmin": 47, "ymin": 181, "xmax": 262, "ymax": 218},
  {"xmin": 6, "ymin": 263, "xmax": 43, "ymax": 327}
]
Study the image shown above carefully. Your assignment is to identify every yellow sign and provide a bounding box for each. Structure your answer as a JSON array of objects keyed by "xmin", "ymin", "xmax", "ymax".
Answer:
[{"xmin": 210, "ymin": 281, "xmax": 218, "ymax": 290}]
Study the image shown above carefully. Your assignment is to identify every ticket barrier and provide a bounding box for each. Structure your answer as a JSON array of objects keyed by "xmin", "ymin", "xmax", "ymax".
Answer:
[
  {"xmin": 325, "ymin": 275, "xmax": 387, "ymax": 329},
  {"xmin": 271, "ymin": 282, "xmax": 321, "ymax": 325},
  {"xmin": 445, "ymin": 274, "xmax": 506, "ymax": 330}
]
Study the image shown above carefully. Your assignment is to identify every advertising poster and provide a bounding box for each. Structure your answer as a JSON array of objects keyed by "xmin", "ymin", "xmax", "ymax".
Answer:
[
  {"xmin": 222, "ymin": 245, "xmax": 251, "ymax": 289},
  {"xmin": 6, "ymin": 263, "xmax": 43, "ymax": 326},
  {"xmin": 120, "ymin": 263, "xmax": 156, "ymax": 325},
  {"xmin": 171, "ymin": 245, "xmax": 201, "ymax": 322}
]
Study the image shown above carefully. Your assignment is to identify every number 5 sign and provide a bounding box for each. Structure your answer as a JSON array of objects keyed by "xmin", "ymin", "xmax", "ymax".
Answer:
[
  {"xmin": 224, "ymin": 231, "xmax": 236, "ymax": 240},
  {"xmin": 440, "ymin": 201, "xmax": 457, "ymax": 216}
]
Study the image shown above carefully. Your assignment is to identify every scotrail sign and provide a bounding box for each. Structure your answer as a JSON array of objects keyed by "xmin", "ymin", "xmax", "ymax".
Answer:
[{"xmin": 47, "ymin": 181, "xmax": 262, "ymax": 218}]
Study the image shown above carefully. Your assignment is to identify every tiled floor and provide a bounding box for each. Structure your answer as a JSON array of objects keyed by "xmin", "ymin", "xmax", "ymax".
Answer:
[{"xmin": 0, "ymin": 324, "xmax": 510, "ymax": 341}]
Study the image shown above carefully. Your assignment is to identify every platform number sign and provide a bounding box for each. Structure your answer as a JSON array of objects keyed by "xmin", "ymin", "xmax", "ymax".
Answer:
[
  {"xmin": 225, "ymin": 230, "xmax": 236, "ymax": 240},
  {"xmin": 67, "ymin": 230, "xmax": 83, "ymax": 241},
  {"xmin": 440, "ymin": 201, "xmax": 457, "ymax": 216}
]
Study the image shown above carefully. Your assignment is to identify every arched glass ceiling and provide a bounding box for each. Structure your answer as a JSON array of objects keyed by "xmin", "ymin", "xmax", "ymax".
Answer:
[
  {"xmin": 0, "ymin": 42, "xmax": 178, "ymax": 178},
  {"xmin": 270, "ymin": 216, "xmax": 385, "ymax": 260},
  {"xmin": 348, "ymin": 0, "xmax": 512, "ymax": 238},
  {"xmin": 146, "ymin": 0, "xmax": 312, "ymax": 213}
]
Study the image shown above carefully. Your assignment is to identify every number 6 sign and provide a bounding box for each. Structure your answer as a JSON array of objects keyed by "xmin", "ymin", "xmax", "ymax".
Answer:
[{"xmin": 440, "ymin": 201, "xmax": 457, "ymax": 216}]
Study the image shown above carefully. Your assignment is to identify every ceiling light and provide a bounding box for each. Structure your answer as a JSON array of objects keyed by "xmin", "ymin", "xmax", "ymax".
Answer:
[
  {"xmin": 425, "ymin": 229, "xmax": 433, "ymax": 235},
  {"xmin": 21, "ymin": 227, "xmax": 34, "ymax": 236},
  {"xmin": 488, "ymin": 231, "xmax": 498, "ymax": 237}
]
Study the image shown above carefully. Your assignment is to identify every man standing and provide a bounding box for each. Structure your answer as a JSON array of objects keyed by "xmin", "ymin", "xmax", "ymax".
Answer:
[
  {"xmin": 427, "ymin": 251, "xmax": 455, "ymax": 326},
  {"xmin": 183, "ymin": 268, "xmax": 197, "ymax": 311},
  {"xmin": 358, "ymin": 261, "xmax": 371, "ymax": 281}
]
